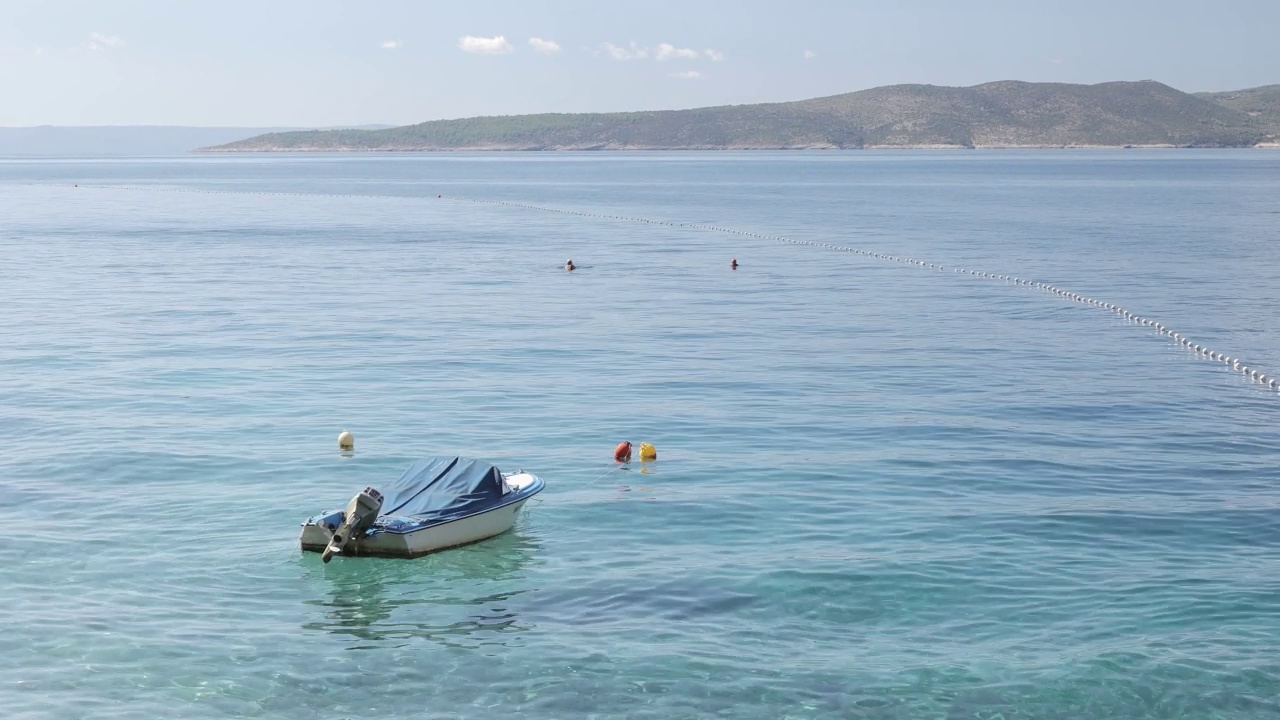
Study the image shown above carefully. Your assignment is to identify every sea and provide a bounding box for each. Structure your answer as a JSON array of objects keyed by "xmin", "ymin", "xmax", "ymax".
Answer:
[{"xmin": 2, "ymin": 150, "xmax": 1279, "ymax": 719}]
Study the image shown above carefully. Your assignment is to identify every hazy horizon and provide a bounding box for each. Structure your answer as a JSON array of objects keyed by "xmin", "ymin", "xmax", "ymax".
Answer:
[{"xmin": 4, "ymin": 0, "xmax": 1279, "ymax": 127}]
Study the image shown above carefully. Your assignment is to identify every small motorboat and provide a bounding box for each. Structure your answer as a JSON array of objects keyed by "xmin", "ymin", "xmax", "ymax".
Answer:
[{"xmin": 300, "ymin": 455, "xmax": 545, "ymax": 562}]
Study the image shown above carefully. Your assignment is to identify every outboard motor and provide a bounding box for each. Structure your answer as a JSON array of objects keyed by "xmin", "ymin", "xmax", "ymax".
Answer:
[{"xmin": 321, "ymin": 486, "xmax": 384, "ymax": 563}]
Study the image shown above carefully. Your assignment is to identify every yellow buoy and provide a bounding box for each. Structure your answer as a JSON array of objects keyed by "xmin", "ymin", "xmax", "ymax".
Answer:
[
  {"xmin": 338, "ymin": 430, "xmax": 354, "ymax": 451},
  {"xmin": 638, "ymin": 442, "xmax": 657, "ymax": 461}
]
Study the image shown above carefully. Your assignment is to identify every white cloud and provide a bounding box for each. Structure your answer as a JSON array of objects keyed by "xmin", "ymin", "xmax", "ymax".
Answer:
[
  {"xmin": 803, "ymin": 49, "xmax": 817, "ymax": 60},
  {"xmin": 88, "ymin": 32, "xmax": 124, "ymax": 51},
  {"xmin": 601, "ymin": 41, "xmax": 648, "ymax": 60},
  {"xmin": 458, "ymin": 35, "xmax": 514, "ymax": 54},
  {"xmin": 670, "ymin": 70, "xmax": 702, "ymax": 79},
  {"xmin": 380, "ymin": 39, "xmax": 402, "ymax": 49},
  {"xmin": 603, "ymin": 41, "xmax": 724, "ymax": 62},
  {"xmin": 528, "ymin": 37, "xmax": 561, "ymax": 54},
  {"xmin": 655, "ymin": 43, "xmax": 700, "ymax": 61}
]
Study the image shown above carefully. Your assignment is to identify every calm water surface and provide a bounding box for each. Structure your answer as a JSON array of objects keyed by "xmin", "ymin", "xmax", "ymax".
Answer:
[{"xmin": 2, "ymin": 151, "xmax": 1279, "ymax": 719}]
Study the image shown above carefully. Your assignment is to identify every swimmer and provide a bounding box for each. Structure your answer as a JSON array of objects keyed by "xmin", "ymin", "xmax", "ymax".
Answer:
[
  {"xmin": 565, "ymin": 259, "xmax": 576, "ymax": 271},
  {"xmin": 731, "ymin": 258, "xmax": 738, "ymax": 270}
]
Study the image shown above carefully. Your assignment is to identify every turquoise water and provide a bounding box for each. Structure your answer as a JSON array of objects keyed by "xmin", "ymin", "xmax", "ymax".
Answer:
[{"xmin": 2, "ymin": 151, "xmax": 1280, "ymax": 719}]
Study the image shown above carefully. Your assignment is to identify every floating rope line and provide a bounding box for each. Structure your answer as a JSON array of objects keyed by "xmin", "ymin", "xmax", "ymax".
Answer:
[
  {"xmin": 40, "ymin": 183, "xmax": 1279, "ymax": 396},
  {"xmin": 580, "ymin": 463, "xmax": 627, "ymax": 490},
  {"xmin": 435, "ymin": 194, "xmax": 1279, "ymax": 395}
]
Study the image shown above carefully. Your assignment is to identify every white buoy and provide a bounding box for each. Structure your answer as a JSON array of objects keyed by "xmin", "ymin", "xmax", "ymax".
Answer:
[{"xmin": 338, "ymin": 430, "xmax": 354, "ymax": 451}]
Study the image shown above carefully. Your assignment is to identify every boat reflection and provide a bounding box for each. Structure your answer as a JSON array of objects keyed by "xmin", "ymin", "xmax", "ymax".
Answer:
[{"xmin": 301, "ymin": 532, "xmax": 543, "ymax": 650}]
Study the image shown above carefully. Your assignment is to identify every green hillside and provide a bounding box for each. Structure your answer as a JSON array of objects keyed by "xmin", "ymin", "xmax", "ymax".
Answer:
[
  {"xmin": 204, "ymin": 80, "xmax": 1275, "ymax": 152},
  {"xmin": 1197, "ymin": 85, "xmax": 1280, "ymax": 137}
]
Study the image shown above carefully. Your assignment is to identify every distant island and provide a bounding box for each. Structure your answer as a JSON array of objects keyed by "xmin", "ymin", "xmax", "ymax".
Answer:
[{"xmin": 203, "ymin": 81, "xmax": 1280, "ymax": 152}]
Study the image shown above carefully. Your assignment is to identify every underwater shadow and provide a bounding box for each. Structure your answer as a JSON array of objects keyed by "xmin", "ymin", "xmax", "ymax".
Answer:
[{"xmin": 300, "ymin": 531, "xmax": 544, "ymax": 650}]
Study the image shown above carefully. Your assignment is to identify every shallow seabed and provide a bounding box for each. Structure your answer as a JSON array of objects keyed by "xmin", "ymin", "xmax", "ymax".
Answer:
[{"xmin": 2, "ymin": 151, "xmax": 1279, "ymax": 719}]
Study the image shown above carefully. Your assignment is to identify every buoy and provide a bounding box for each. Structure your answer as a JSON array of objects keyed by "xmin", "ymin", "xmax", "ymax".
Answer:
[
  {"xmin": 638, "ymin": 442, "xmax": 657, "ymax": 461},
  {"xmin": 338, "ymin": 430, "xmax": 354, "ymax": 451},
  {"xmin": 613, "ymin": 441, "xmax": 632, "ymax": 463}
]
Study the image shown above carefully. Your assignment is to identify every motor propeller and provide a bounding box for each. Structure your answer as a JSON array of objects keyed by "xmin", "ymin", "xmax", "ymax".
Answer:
[{"xmin": 321, "ymin": 486, "xmax": 384, "ymax": 563}]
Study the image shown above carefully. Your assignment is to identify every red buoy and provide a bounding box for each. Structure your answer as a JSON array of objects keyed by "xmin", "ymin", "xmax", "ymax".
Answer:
[{"xmin": 613, "ymin": 441, "xmax": 632, "ymax": 463}]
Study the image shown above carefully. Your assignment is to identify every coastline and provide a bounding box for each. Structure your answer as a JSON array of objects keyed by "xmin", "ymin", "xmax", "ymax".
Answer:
[
  {"xmin": 191, "ymin": 80, "xmax": 1280, "ymax": 155},
  {"xmin": 198, "ymin": 142, "xmax": 1279, "ymax": 152}
]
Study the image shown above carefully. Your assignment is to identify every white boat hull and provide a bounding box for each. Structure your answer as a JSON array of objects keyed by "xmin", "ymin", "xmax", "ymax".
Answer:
[{"xmin": 300, "ymin": 472, "xmax": 543, "ymax": 559}]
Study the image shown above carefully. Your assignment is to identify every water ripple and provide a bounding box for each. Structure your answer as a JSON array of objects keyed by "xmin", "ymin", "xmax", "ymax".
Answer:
[{"xmin": 2, "ymin": 151, "xmax": 1280, "ymax": 719}]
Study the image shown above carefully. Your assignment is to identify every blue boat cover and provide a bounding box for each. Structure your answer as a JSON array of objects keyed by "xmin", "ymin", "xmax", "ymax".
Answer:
[{"xmin": 376, "ymin": 456, "xmax": 508, "ymax": 522}]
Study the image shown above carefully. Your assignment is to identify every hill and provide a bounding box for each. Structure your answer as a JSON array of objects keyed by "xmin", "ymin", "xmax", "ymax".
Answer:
[
  {"xmin": 0, "ymin": 125, "xmax": 393, "ymax": 156},
  {"xmin": 1196, "ymin": 85, "xmax": 1280, "ymax": 137},
  {"xmin": 203, "ymin": 81, "xmax": 1275, "ymax": 152}
]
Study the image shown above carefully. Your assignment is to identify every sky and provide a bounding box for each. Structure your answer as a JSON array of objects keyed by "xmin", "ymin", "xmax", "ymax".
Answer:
[{"xmin": 2, "ymin": 0, "xmax": 1278, "ymax": 127}]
